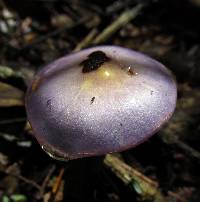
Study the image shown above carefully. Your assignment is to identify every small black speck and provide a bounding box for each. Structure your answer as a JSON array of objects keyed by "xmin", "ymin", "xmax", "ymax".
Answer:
[
  {"xmin": 120, "ymin": 123, "xmax": 123, "ymax": 126},
  {"xmin": 127, "ymin": 67, "xmax": 137, "ymax": 76},
  {"xmin": 47, "ymin": 99, "xmax": 52, "ymax": 110},
  {"xmin": 90, "ymin": 97, "xmax": 95, "ymax": 104},
  {"xmin": 128, "ymin": 67, "xmax": 134, "ymax": 75},
  {"xmin": 81, "ymin": 51, "xmax": 110, "ymax": 73},
  {"xmin": 150, "ymin": 91, "xmax": 153, "ymax": 95}
]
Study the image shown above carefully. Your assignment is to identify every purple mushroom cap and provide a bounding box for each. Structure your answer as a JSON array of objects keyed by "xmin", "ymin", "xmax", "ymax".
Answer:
[{"xmin": 25, "ymin": 46, "xmax": 177, "ymax": 160}]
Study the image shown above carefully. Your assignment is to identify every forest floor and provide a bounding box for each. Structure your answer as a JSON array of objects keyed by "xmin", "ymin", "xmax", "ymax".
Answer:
[{"xmin": 0, "ymin": 0, "xmax": 200, "ymax": 202}]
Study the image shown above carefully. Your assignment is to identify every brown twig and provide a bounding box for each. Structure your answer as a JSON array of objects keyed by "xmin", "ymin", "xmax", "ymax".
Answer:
[
  {"xmin": 52, "ymin": 168, "xmax": 65, "ymax": 194},
  {"xmin": 93, "ymin": 4, "xmax": 143, "ymax": 44},
  {"xmin": 74, "ymin": 28, "xmax": 98, "ymax": 51},
  {"xmin": 39, "ymin": 165, "xmax": 56, "ymax": 197},
  {"xmin": 0, "ymin": 117, "xmax": 26, "ymax": 125},
  {"xmin": 160, "ymin": 85, "xmax": 200, "ymax": 160},
  {"xmin": 0, "ymin": 167, "xmax": 41, "ymax": 191},
  {"xmin": 104, "ymin": 154, "xmax": 169, "ymax": 202}
]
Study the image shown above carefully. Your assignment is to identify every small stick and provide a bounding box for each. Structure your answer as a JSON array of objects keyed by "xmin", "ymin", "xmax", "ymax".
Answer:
[
  {"xmin": 0, "ymin": 167, "xmax": 41, "ymax": 190},
  {"xmin": 74, "ymin": 28, "xmax": 98, "ymax": 52},
  {"xmin": 52, "ymin": 168, "xmax": 65, "ymax": 194},
  {"xmin": 14, "ymin": 174, "xmax": 41, "ymax": 190},
  {"xmin": 160, "ymin": 129, "xmax": 200, "ymax": 160},
  {"xmin": 39, "ymin": 165, "xmax": 56, "ymax": 197},
  {"xmin": 175, "ymin": 139, "xmax": 200, "ymax": 159},
  {"xmin": 0, "ymin": 117, "xmax": 26, "ymax": 125},
  {"xmin": 93, "ymin": 4, "xmax": 143, "ymax": 44},
  {"xmin": 104, "ymin": 154, "xmax": 169, "ymax": 202}
]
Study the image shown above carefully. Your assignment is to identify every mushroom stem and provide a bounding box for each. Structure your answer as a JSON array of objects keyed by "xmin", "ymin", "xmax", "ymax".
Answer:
[{"xmin": 64, "ymin": 157, "xmax": 104, "ymax": 200}]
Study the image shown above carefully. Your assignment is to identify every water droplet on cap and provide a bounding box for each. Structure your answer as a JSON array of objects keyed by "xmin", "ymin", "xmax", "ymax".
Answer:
[{"xmin": 41, "ymin": 144, "xmax": 69, "ymax": 161}]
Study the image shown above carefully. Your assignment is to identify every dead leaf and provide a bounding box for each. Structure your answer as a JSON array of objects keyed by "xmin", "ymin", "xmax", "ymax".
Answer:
[{"xmin": 0, "ymin": 82, "xmax": 24, "ymax": 107}]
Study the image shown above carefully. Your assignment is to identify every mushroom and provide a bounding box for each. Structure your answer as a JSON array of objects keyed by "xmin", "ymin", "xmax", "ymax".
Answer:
[{"xmin": 25, "ymin": 46, "xmax": 177, "ymax": 161}]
